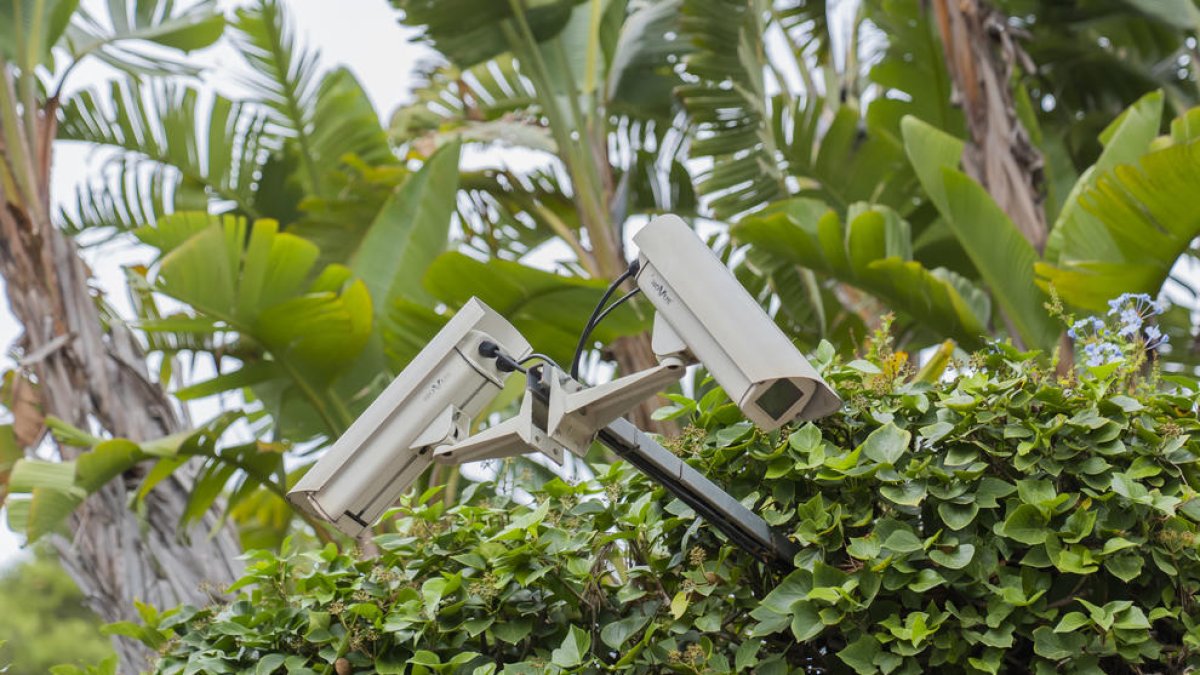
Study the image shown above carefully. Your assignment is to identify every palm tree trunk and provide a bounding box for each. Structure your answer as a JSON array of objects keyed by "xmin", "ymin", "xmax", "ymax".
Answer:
[
  {"xmin": 0, "ymin": 161, "xmax": 242, "ymax": 674},
  {"xmin": 932, "ymin": 0, "xmax": 1048, "ymax": 253}
]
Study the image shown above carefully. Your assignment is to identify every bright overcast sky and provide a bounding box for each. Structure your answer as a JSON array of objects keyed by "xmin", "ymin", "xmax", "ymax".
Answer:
[{"xmin": 0, "ymin": 0, "xmax": 432, "ymax": 567}]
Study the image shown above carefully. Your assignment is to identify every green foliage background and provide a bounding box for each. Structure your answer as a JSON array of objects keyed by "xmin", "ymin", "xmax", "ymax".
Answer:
[
  {"xmin": 129, "ymin": 345, "xmax": 1200, "ymax": 674},
  {"xmin": 0, "ymin": 550, "xmax": 114, "ymax": 673}
]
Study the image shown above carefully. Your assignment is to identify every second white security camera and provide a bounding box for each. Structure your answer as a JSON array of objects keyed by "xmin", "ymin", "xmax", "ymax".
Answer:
[{"xmin": 633, "ymin": 214, "xmax": 841, "ymax": 430}]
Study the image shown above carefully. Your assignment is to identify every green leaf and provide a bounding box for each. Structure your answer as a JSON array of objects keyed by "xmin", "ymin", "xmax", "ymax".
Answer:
[
  {"xmin": 734, "ymin": 640, "xmax": 760, "ymax": 671},
  {"xmin": 882, "ymin": 529, "xmax": 924, "ymax": 554},
  {"xmin": 837, "ymin": 634, "xmax": 882, "ymax": 674},
  {"xmin": 860, "ymin": 423, "xmax": 911, "ymax": 466},
  {"xmin": 232, "ymin": 1, "xmax": 389, "ymax": 197},
  {"xmin": 929, "ymin": 544, "xmax": 975, "ymax": 569},
  {"xmin": 1104, "ymin": 553, "xmax": 1144, "ymax": 582},
  {"xmin": 880, "ymin": 481, "xmax": 927, "ymax": 507},
  {"xmin": 1000, "ymin": 504, "xmax": 1050, "ymax": 545},
  {"xmin": 75, "ymin": 440, "xmax": 145, "ymax": 492},
  {"xmin": 551, "ymin": 625, "xmax": 591, "ymax": 668},
  {"xmin": 901, "ymin": 116, "xmax": 1058, "ymax": 349},
  {"xmin": 9, "ymin": 460, "xmax": 80, "ymax": 495},
  {"xmin": 60, "ymin": 82, "xmax": 270, "ymax": 236},
  {"xmin": 395, "ymin": 0, "xmax": 581, "ymax": 69},
  {"xmin": 790, "ymin": 601, "xmax": 824, "ymax": 642},
  {"xmin": 735, "ymin": 201, "xmax": 989, "ymax": 347},
  {"xmin": 155, "ymin": 216, "xmax": 372, "ymax": 393},
  {"xmin": 491, "ymin": 618, "xmax": 532, "ymax": 645},
  {"xmin": 1033, "ymin": 626, "xmax": 1086, "ymax": 660},
  {"xmin": 937, "ymin": 502, "xmax": 979, "ymax": 530},
  {"xmin": 350, "ymin": 140, "xmax": 460, "ymax": 313},
  {"xmin": 600, "ymin": 614, "xmax": 650, "ymax": 650},
  {"xmin": 1044, "ymin": 91, "xmax": 1164, "ymax": 262},
  {"xmin": 422, "ymin": 252, "xmax": 650, "ymax": 365},
  {"xmin": 0, "ymin": 0, "xmax": 78, "ymax": 66},
  {"xmin": 1016, "ymin": 479, "xmax": 1057, "ymax": 506},
  {"xmin": 909, "ymin": 568, "xmax": 946, "ymax": 593},
  {"xmin": 1119, "ymin": 0, "xmax": 1200, "ymax": 28},
  {"xmin": 759, "ymin": 569, "xmax": 813, "ymax": 614},
  {"xmin": 60, "ymin": 0, "xmax": 224, "ymax": 75},
  {"xmin": 255, "ymin": 648, "xmax": 285, "ymax": 667},
  {"xmin": 676, "ymin": 0, "xmax": 787, "ymax": 218},
  {"xmin": 1038, "ymin": 133, "xmax": 1200, "ymax": 312},
  {"xmin": 670, "ymin": 590, "xmax": 690, "ymax": 619},
  {"xmin": 1053, "ymin": 612, "xmax": 1091, "ymax": 633}
]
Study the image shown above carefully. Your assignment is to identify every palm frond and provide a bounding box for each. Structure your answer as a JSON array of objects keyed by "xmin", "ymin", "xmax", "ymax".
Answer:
[
  {"xmin": 232, "ymin": 1, "xmax": 390, "ymax": 197},
  {"xmin": 606, "ymin": 0, "xmax": 689, "ymax": 120},
  {"xmin": 62, "ymin": 0, "xmax": 225, "ymax": 76},
  {"xmin": 231, "ymin": 0, "xmax": 319, "ymax": 165},
  {"xmin": 864, "ymin": 0, "xmax": 963, "ymax": 137},
  {"xmin": 307, "ymin": 67, "xmax": 392, "ymax": 169},
  {"xmin": 390, "ymin": 56, "xmax": 541, "ymax": 144},
  {"xmin": 775, "ymin": 0, "xmax": 832, "ymax": 67},
  {"xmin": 57, "ymin": 79, "xmax": 273, "ymax": 237},
  {"xmin": 392, "ymin": 0, "xmax": 583, "ymax": 69},
  {"xmin": 678, "ymin": 0, "xmax": 788, "ymax": 219}
]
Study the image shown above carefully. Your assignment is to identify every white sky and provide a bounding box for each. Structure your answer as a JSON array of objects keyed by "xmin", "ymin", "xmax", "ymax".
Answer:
[{"xmin": 0, "ymin": 0, "xmax": 433, "ymax": 568}]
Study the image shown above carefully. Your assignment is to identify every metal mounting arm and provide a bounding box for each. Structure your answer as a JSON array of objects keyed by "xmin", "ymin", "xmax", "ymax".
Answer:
[{"xmin": 433, "ymin": 364, "xmax": 800, "ymax": 568}]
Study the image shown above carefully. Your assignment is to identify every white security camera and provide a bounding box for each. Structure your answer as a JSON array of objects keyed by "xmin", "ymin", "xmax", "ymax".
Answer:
[
  {"xmin": 287, "ymin": 298, "xmax": 531, "ymax": 537},
  {"xmin": 633, "ymin": 214, "xmax": 841, "ymax": 430}
]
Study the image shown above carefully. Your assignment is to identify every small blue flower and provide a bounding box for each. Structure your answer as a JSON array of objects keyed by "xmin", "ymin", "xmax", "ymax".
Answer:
[
  {"xmin": 1084, "ymin": 341, "xmax": 1123, "ymax": 367},
  {"xmin": 1144, "ymin": 324, "xmax": 1170, "ymax": 350}
]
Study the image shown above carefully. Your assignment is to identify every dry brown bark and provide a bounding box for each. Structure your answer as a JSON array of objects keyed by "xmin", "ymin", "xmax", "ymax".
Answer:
[
  {"xmin": 931, "ymin": 0, "xmax": 1048, "ymax": 253},
  {"xmin": 0, "ymin": 100, "xmax": 241, "ymax": 673}
]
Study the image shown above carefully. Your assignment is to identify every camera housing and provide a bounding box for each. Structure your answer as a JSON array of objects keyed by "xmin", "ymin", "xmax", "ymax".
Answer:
[
  {"xmin": 287, "ymin": 298, "xmax": 531, "ymax": 536},
  {"xmin": 633, "ymin": 214, "xmax": 841, "ymax": 430}
]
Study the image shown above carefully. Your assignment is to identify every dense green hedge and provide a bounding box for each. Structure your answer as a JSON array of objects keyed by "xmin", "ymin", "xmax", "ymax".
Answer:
[{"xmin": 122, "ymin": 336, "xmax": 1200, "ymax": 674}]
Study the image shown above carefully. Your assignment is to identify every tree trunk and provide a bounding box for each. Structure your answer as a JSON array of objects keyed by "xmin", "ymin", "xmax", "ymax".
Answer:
[
  {"xmin": 0, "ymin": 181, "xmax": 242, "ymax": 673},
  {"xmin": 932, "ymin": 0, "xmax": 1048, "ymax": 253}
]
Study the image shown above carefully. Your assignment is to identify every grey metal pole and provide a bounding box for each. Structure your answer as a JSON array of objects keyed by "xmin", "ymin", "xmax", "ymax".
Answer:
[{"xmin": 595, "ymin": 418, "xmax": 799, "ymax": 568}]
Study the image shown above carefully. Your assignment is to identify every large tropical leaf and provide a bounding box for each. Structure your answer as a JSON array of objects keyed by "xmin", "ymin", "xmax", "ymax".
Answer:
[
  {"xmin": 0, "ymin": 425, "xmax": 21, "ymax": 504},
  {"xmin": 1043, "ymin": 90, "xmax": 1164, "ymax": 263},
  {"xmin": 678, "ymin": 0, "xmax": 923, "ymax": 219},
  {"xmin": 736, "ymin": 198, "xmax": 991, "ymax": 348},
  {"xmin": 777, "ymin": 97, "xmax": 914, "ymax": 213},
  {"xmin": 902, "ymin": 116, "xmax": 1060, "ymax": 350},
  {"xmin": 152, "ymin": 214, "xmax": 372, "ymax": 384},
  {"xmin": 775, "ymin": 0, "xmax": 831, "ymax": 68},
  {"xmin": 58, "ymin": 79, "xmax": 272, "ymax": 236},
  {"xmin": 1037, "ymin": 128, "xmax": 1200, "ymax": 311},
  {"xmin": 421, "ymin": 252, "xmax": 651, "ymax": 366},
  {"xmin": 140, "ymin": 214, "xmax": 375, "ymax": 439},
  {"xmin": 349, "ymin": 139, "xmax": 461, "ymax": 313},
  {"xmin": 456, "ymin": 167, "xmax": 577, "ymax": 260},
  {"xmin": 999, "ymin": 0, "xmax": 1195, "ymax": 167}
]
